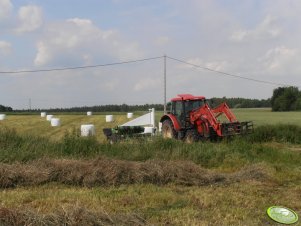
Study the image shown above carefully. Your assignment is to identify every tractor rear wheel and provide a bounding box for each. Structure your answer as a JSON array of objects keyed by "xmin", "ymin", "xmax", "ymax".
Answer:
[
  {"xmin": 184, "ymin": 129, "xmax": 199, "ymax": 143},
  {"xmin": 162, "ymin": 119, "xmax": 177, "ymax": 139}
]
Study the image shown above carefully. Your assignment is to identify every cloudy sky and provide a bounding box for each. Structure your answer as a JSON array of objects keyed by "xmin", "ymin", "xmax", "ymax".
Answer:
[{"xmin": 1, "ymin": 0, "xmax": 301, "ymax": 109}]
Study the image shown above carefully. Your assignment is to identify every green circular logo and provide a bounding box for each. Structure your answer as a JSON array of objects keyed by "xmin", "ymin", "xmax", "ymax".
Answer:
[{"xmin": 267, "ymin": 206, "xmax": 298, "ymax": 224}]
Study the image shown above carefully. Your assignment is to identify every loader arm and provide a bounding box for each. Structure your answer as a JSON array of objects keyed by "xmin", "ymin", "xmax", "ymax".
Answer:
[
  {"xmin": 212, "ymin": 102, "xmax": 237, "ymax": 122},
  {"xmin": 190, "ymin": 103, "xmax": 223, "ymax": 136}
]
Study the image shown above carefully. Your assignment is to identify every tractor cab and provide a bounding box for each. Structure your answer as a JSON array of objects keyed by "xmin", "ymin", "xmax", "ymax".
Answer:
[{"xmin": 169, "ymin": 94, "xmax": 206, "ymax": 128}]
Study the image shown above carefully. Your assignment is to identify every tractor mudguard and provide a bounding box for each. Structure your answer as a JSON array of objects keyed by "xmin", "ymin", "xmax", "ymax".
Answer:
[{"xmin": 160, "ymin": 114, "xmax": 181, "ymax": 131}]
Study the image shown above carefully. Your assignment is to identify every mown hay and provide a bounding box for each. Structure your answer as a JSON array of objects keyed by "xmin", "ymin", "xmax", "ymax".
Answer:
[
  {"xmin": 0, "ymin": 205, "xmax": 147, "ymax": 226},
  {"xmin": 0, "ymin": 158, "xmax": 274, "ymax": 188}
]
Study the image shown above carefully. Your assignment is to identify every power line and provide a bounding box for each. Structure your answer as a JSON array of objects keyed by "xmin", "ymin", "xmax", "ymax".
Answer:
[
  {"xmin": 16, "ymin": 96, "xmax": 157, "ymax": 104},
  {"xmin": 0, "ymin": 54, "xmax": 297, "ymax": 87},
  {"xmin": 0, "ymin": 56, "xmax": 164, "ymax": 74},
  {"xmin": 167, "ymin": 56, "xmax": 294, "ymax": 87}
]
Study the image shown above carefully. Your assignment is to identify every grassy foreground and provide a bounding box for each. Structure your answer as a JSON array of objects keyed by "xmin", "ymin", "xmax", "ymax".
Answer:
[
  {"xmin": 0, "ymin": 109, "xmax": 301, "ymax": 225},
  {"xmin": 0, "ymin": 182, "xmax": 300, "ymax": 226},
  {"xmin": 0, "ymin": 126, "xmax": 300, "ymax": 225},
  {"xmin": 0, "ymin": 124, "xmax": 301, "ymax": 167}
]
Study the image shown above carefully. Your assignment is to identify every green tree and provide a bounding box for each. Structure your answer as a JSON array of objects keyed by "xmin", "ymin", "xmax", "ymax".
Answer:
[
  {"xmin": 0, "ymin": 104, "xmax": 13, "ymax": 112},
  {"xmin": 271, "ymin": 86, "xmax": 301, "ymax": 111}
]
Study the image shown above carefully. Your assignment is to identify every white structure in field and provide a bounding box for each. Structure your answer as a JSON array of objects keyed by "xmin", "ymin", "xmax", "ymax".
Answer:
[
  {"xmin": 144, "ymin": 126, "xmax": 155, "ymax": 134},
  {"xmin": 41, "ymin": 112, "xmax": 46, "ymax": 117},
  {"xmin": 0, "ymin": 114, "xmax": 6, "ymax": 120},
  {"xmin": 81, "ymin": 124, "xmax": 95, "ymax": 136},
  {"xmin": 87, "ymin": 111, "xmax": 92, "ymax": 116},
  {"xmin": 121, "ymin": 108, "xmax": 156, "ymax": 134},
  {"xmin": 158, "ymin": 122, "xmax": 163, "ymax": 132},
  {"xmin": 106, "ymin": 115, "xmax": 114, "ymax": 122},
  {"xmin": 127, "ymin": 112, "xmax": 133, "ymax": 118},
  {"xmin": 46, "ymin": 115, "xmax": 53, "ymax": 121},
  {"xmin": 51, "ymin": 118, "xmax": 61, "ymax": 127}
]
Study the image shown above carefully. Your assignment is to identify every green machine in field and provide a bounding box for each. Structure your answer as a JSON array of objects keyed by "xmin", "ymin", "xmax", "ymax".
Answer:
[{"xmin": 103, "ymin": 108, "xmax": 156, "ymax": 143}]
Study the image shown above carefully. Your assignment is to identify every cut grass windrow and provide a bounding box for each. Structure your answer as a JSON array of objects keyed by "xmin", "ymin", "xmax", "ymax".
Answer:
[
  {"xmin": 0, "ymin": 158, "xmax": 274, "ymax": 188},
  {"xmin": 0, "ymin": 205, "xmax": 147, "ymax": 226}
]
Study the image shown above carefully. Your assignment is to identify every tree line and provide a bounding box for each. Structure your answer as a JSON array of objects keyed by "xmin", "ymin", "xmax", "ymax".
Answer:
[
  {"xmin": 14, "ymin": 104, "xmax": 165, "ymax": 113},
  {"xmin": 4, "ymin": 86, "xmax": 300, "ymax": 112},
  {"xmin": 210, "ymin": 97, "xmax": 271, "ymax": 108},
  {"xmin": 4, "ymin": 98, "xmax": 272, "ymax": 113}
]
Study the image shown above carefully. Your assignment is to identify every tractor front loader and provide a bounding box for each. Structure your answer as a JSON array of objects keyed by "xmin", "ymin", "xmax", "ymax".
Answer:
[{"xmin": 160, "ymin": 94, "xmax": 253, "ymax": 142}]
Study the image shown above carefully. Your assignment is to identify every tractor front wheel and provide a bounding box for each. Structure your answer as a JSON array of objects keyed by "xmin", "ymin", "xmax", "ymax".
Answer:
[
  {"xmin": 184, "ymin": 129, "xmax": 199, "ymax": 143},
  {"xmin": 162, "ymin": 120, "xmax": 177, "ymax": 139}
]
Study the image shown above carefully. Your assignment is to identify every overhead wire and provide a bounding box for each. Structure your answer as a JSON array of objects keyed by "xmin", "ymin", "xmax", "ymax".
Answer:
[
  {"xmin": 166, "ymin": 56, "xmax": 293, "ymax": 87},
  {"xmin": 32, "ymin": 98, "xmax": 149, "ymax": 105},
  {"xmin": 0, "ymin": 56, "xmax": 164, "ymax": 74},
  {"xmin": 0, "ymin": 54, "xmax": 296, "ymax": 87},
  {"xmin": 1, "ymin": 54, "xmax": 298, "ymax": 109}
]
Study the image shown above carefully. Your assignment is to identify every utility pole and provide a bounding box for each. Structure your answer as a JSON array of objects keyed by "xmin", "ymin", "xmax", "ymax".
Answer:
[
  {"xmin": 29, "ymin": 98, "xmax": 31, "ymax": 111},
  {"xmin": 164, "ymin": 55, "xmax": 167, "ymax": 114}
]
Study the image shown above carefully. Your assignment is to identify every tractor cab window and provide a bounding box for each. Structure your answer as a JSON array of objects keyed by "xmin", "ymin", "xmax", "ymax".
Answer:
[
  {"xmin": 173, "ymin": 101, "xmax": 183, "ymax": 117},
  {"xmin": 167, "ymin": 102, "xmax": 172, "ymax": 113},
  {"xmin": 185, "ymin": 100, "xmax": 205, "ymax": 113}
]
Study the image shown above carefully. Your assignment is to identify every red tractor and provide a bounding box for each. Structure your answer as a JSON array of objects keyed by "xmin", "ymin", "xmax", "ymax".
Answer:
[{"xmin": 160, "ymin": 94, "xmax": 253, "ymax": 142}]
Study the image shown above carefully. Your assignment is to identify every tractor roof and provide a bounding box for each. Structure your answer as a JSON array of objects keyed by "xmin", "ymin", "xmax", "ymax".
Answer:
[{"xmin": 171, "ymin": 94, "xmax": 206, "ymax": 101}]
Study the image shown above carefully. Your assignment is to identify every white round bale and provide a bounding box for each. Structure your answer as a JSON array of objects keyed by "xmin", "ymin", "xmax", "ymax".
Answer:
[
  {"xmin": 81, "ymin": 124, "xmax": 95, "ymax": 136},
  {"xmin": 105, "ymin": 115, "xmax": 114, "ymax": 122},
  {"xmin": 46, "ymin": 115, "xmax": 53, "ymax": 121},
  {"xmin": 127, "ymin": 112, "xmax": 133, "ymax": 119},
  {"xmin": 87, "ymin": 111, "xmax": 92, "ymax": 116},
  {"xmin": 41, "ymin": 112, "xmax": 46, "ymax": 117},
  {"xmin": 51, "ymin": 118, "xmax": 61, "ymax": 127},
  {"xmin": 0, "ymin": 114, "xmax": 6, "ymax": 120}
]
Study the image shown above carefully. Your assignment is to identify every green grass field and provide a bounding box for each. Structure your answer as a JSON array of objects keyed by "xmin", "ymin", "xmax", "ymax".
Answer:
[
  {"xmin": 0, "ymin": 108, "xmax": 301, "ymax": 225},
  {"xmin": 1, "ymin": 108, "xmax": 301, "ymax": 142},
  {"xmin": 233, "ymin": 108, "xmax": 301, "ymax": 126}
]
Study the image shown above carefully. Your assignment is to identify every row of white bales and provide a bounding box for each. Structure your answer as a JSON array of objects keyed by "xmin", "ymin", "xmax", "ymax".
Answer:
[{"xmin": 0, "ymin": 112, "xmax": 134, "ymax": 137}]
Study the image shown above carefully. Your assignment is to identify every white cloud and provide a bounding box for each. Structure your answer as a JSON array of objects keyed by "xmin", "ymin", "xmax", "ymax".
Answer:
[
  {"xmin": 0, "ymin": 40, "xmax": 12, "ymax": 55},
  {"xmin": 154, "ymin": 36, "xmax": 170, "ymax": 46},
  {"xmin": 67, "ymin": 18, "xmax": 92, "ymax": 27},
  {"xmin": 230, "ymin": 30, "xmax": 248, "ymax": 42},
  {"xmin": 34, "ymin": 18, "xmax": 143, "ymax": 66},
  {"xmin": 259, "ymin": 46, "xmax": 298, "ymax": 72},
  {"xmin": 178, "ymin": 57, "xmax": 229, "ymax": 72},
  {"xmin": 104, "ymin": 79, "xmax": 120, "ymax": 91},
  {"xmin": 230, "ymin": 15, "xmax": 281, "ymax": 42},
  {"xmin": 82, "ymin": 54, "xmax": 93, "ymax": 65},
  {"xmin": 134, "ymin": 78, "xmax": 161, "ymax": 91},
  {"xmin": 34, "ymin": 41, "xmax": 51, "ymax": 66},
  {"xmin": 0, "ymin": 0, "xmax": 13, "ymax": 20},
  {"xmin": 15, "ymin": 5, "xmax": 43, "ymax": 34}
]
